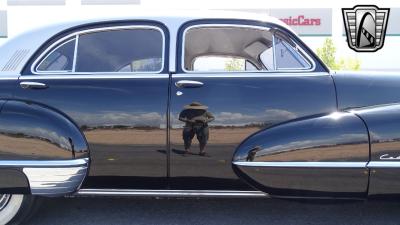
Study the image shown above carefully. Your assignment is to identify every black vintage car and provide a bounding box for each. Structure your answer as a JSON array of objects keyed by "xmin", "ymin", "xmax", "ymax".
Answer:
[{"xmin": 0, "ymin": 11, "xmax": 399, "ymax": 224}]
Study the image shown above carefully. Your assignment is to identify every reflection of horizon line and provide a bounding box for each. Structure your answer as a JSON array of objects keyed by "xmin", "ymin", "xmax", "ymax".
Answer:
[
  {"xmin": 258, "ymin": 141, "xmax": 368, "ymax": 157},
  {"xmin": 0, "ymin": 131, "xmax": 68, "ymax": 150}
]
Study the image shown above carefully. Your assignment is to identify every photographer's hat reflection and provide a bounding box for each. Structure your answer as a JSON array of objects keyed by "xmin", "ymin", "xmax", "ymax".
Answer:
[{"xmin": 179, "ymin": 102, "xmax": 215, "ymax": 156}]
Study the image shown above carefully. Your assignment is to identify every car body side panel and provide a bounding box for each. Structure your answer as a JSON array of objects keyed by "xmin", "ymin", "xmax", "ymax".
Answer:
[
  {"xmin": 233, "ymin": 112, "xmax": 370, "ymax": 198},
  {"xmin": 352, "ymin": 104, "xmax": 400, "ymax": 196},
  {"xmin": 333, "ymin": 72, "xmax": 400, "ymax": 110},
  {"xmin": 14, "ymin": 77, "xmax": 169, "ymax": 189},
  {"xmin": 169, "ymin": 74, "xmax": 337, "ymax": 190}
]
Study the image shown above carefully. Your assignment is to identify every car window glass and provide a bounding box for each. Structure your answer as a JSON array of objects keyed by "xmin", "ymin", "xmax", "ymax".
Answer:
[
  {"xmin": 245, "ymin": 60, "xmax": 258, "ymax": 71},
  {"xmin": 184, "ymin": 26, "xmax": 273, "ymax": 72},
  {"xmin": 118, "ymin": 58, "xmax": 163, "ymax": 72},
  {"xmin": 76, "ymin": 28, "xmax": 163, "ymax": 73},
  {"xmin": 193, "ymin": 56, "xmax": 248, "ymax": 71},
  {"xmin": 274, "ymin": 36, "xmax": 311, "ymax": 70},
  {"xmin": 37, "ymin": 38, "xmax": 75, "ymax": 72},
  {"xmin": 259, "ymin": 48, "xmax": 274, "ymax": 70}
]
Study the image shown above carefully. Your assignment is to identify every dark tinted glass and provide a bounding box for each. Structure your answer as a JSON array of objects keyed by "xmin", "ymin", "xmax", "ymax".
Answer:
[
  {"xmin": 37, "ymin": 38, "xmax": 75, "ymax": 72},
  {"xmin": 76, "ymin": 28, "xmax": 163, "ymax": 72}
]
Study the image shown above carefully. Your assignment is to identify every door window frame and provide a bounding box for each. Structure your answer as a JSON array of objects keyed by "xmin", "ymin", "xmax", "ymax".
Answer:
[
  {"xmin": 24, "ymin": 21, "xmax": 170, "ymax": 76},
  {"xmin": 176, "ymin": 19, "xmax": 328, "ymax": 74}
]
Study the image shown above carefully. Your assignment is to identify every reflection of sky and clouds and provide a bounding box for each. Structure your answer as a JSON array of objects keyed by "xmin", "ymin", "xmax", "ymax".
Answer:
[
  {"xmin": 0, "ymin": 109, "xmax": 71, "ymax": 150},
  {"xmin": 15, "ymin": 78, "xmax": 170, "ymax": 128},
  {"xmin": 171, "ymin": 75, "xmax": 336, "ymax": 128}
]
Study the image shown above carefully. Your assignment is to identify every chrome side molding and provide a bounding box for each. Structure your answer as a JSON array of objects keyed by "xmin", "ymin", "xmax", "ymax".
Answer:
[
  {"xmin": 0, "ymin": 158, "xmax": 89, "ymax": 196},
  {"xmin": 0, "ymin": 158, "xmax": 88, "ymax": 167},
  {"xmin": 367, "ymin": 161, "xmax": 400, "ymax": 168},
  {"xmin": 234, "ymin": 161, "xmax": 400, "ymax": 169},
  {"xmin": 76, "ymin": 189, "xmax": 268, "ymax": 198},
  {"xmin": 233, "ymin": 161, "xmax": 367, "ymax": 168}
]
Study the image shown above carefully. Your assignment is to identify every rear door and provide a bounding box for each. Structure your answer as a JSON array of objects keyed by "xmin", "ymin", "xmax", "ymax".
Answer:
[
  {"xmin": 16, "ymin": 22, "xmax": 170, "ymax": 189},
  {"xmin": 168, "ymin": 20, "xmax": 364, "ymax": 193}
]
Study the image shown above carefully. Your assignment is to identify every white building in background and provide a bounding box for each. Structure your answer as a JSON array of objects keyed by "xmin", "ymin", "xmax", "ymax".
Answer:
[{"xmin": 0, "ymin": 0, "xmax": 399, "ymax": 71}]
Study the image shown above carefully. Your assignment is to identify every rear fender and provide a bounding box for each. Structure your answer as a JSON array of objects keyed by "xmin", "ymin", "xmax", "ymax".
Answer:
[
  {"xmin": 0, "ymin": 100, "xmax": 89, "ymax": 196},
  {"xmin": 352, "ymin": 104, "xmax": 400, "ymax": 197}
]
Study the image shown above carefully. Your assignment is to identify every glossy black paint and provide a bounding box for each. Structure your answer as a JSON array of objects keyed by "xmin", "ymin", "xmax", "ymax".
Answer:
[
  {"xmin": 233, "ymin": 112, "xmax": 369, "ymax": 197},
  {"xmin": 3, "ymin": 18, "xmax": 400, "ymax": 198},
  {"xmin": 169, "ymin": 74, "xmax": 337, "ymax": 190},
  {"xmin": 0, "ymin": 81, "xmax": 16, "ymax": 100},
  {"xmin": 0, "ymin": 169, "xmax": 30, "ymax": 194},
  {"xmin": 15, "ymin": 78, "xmax": 169, "ymax": 189},
  {"xmin": 0, "ymin": 100, "xmax": 88, "ymax": 160},
  {"xmin": 333, "ymin": 72, "xmax": 400, "ymax": 110},
  {"xmin": 352, "ymin": 104, "xmax": 400, "ymax": 196}
]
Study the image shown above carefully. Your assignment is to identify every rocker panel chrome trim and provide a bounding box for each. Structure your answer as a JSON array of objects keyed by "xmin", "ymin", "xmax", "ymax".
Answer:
[{"xmin": 76, "ymin": 189, "xmax": 268, "ymax": 198}]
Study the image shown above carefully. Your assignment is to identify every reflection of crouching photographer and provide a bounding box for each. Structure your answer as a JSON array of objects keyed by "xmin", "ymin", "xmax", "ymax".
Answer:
[{"xmin": 179, "ymin": 102, "xmax": 215, "ymax": 156}]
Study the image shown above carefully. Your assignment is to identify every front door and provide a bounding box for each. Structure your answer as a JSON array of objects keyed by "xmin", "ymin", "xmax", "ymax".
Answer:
[
  {"xmin": 16, "ymin": 22, "xmax": 170, "ymax": 189},
  {"xmin": 168, "ymin": 21, "xmax": 340, "ymax": 191}
]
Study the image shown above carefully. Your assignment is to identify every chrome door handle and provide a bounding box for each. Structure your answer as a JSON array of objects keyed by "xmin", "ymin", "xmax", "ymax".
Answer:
[
  {"xmin": 20, "ymin": 81, "xmax": 48, "ymax": 89},
  {"xmin": 175, "ymin": 80, "xmax": 204, "ymax": 88}
]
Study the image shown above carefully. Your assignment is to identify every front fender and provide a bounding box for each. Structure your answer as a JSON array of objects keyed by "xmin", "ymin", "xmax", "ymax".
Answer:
[
  {"xmin": 0, "ymin": 100, "xmax": 89, "ymax": 196},
  {"xmin": 233, "ymin": 112, "xmax": 370, "ymax": 198}
]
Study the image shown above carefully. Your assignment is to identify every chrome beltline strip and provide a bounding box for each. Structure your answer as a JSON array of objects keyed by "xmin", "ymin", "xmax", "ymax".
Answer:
[
  {"xmin": 233, "ymin": 161, "xmax": 368, "ymax": 168},
  {"xmin": 76, "ymin": 189, "xmax": 268, "ymax": 197},
  {"xmin": 19, "ymin": 74, "xmax": 169, "ymax": 80},
  {"xmin": 0, "ymin": 158, "xmax": 88, "ymax": 168}
]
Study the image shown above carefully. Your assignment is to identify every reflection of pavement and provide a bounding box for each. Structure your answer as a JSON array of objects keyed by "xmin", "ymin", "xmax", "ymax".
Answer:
[
  {"xmin": 85, "ymin": 143, "xmax": 247, "ymax": 190},
  {"xmin": 0, "ymin": 134, "xmax": 70, "ymax": 159},
  {"xmin": 28, "ymin": 197, "xmax": 400, "ymax": 225}
]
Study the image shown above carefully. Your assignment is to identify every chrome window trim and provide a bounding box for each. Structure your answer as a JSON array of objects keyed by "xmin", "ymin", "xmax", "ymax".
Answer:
[
  {"xmin": 233, "ymin": 161, "xmax": 367, "ymax": 168},
  {"xmin": 31, "ymin": 25, "xmax": 166, "ymax": 75},
  {"xmin": 35, "ymin": 37, "xmax": 76, "ymax": 73},
  {"xmin": 172, "ymin": 72, "xmax": 329, "ymax": 78},
  {"xmin": 20, "ymin": 72, "xmax": 328, "ymax": 80},
  {"xmin": 272, "ymin": 34, "xmax": 277, "ymax": 70},
  {"xmin": 20, "ymin": 74, "xmax": 169, "ymax": 80},
  {"xmin": 181, "ymin": 23, "xmax": 316, "ymax": 74},
  {"xmin": 71, "ymin": 34, "xmax": 79, "ymax": 72}
]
